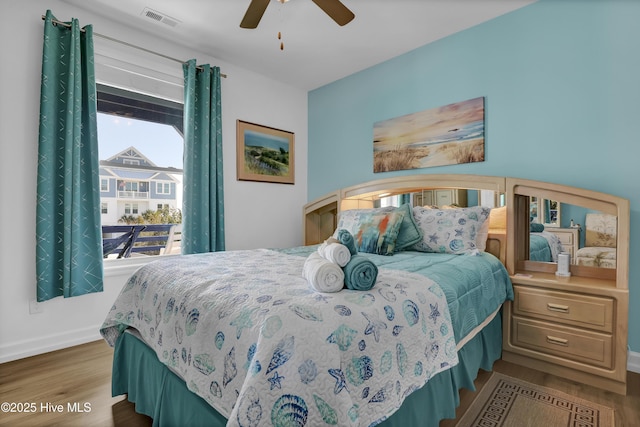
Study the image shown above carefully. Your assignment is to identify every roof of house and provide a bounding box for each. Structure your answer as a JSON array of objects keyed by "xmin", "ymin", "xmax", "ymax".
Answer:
[
  {"xmin": 105, "ymin": 146, "xmax": 157, "ymax": 167},
  {"xmin": 100, "ymin": 146, "xmax": 180, "ymax": 182}
]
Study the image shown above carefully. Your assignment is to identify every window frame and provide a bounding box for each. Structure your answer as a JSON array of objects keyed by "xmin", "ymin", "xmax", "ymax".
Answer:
[
  {"xmin": 156, "ymin": 182, "xmax": 171, "ymax": 194},
  {"xmin": 124, "ymin": 203, "xmax": 139, "ymax": 215},
  {"xmin": 100, "ymin": 178, "xmax": 109, "ymax": 192},
  {"xmin": 98, "ymin": 84, "xmax": 184, "ymax": 270}
]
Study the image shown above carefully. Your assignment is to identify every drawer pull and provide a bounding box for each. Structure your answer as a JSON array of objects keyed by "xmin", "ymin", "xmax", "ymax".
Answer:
[
  {"xmin": 547, "ymin": 303, "xmax": 570, "ymax": 313},
  {"xmin": 546, "ymin": 335, "xmax": 569, "ymax": 346}
]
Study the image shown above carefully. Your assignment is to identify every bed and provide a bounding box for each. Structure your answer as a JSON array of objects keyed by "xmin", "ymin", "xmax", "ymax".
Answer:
[
  {"xmin": 529, "ymin": 230, "xmax": 563, "ymax": 262},
  {"xmin": 100, "ymin": 178, "xmax": 513, "ymax": 427}
]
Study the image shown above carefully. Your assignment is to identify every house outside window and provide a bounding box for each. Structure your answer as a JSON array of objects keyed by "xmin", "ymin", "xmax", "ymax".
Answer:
[{"xmin": 97, "ymin": 84, "xmax": 184, "ymax": 258}]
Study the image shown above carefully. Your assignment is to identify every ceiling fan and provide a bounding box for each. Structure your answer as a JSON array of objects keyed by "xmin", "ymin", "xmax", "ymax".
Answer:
[{"xmin": 240, "ymin": 0, "xmax": 355, "ymax": 29}]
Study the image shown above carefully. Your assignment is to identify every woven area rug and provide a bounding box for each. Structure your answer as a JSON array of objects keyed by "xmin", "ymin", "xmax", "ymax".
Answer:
[{"xmin": 456, "ymin": 372, "xmax": 614, "ymax": 427}]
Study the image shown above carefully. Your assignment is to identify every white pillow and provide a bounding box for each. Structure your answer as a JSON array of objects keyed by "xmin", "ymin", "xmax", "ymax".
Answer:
[
  {"xmin": 412, "ymin": 206, "xmax": 491, "ymax": 254},
  {"xmin": 476, "ymin": 215, "xmax": 490, "ymax": 252}
]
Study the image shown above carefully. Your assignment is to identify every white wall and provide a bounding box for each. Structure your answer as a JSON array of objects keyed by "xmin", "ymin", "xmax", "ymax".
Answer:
[{"xmin": 0, "ymin": 0, "xmax": 308, "ymax": 362}]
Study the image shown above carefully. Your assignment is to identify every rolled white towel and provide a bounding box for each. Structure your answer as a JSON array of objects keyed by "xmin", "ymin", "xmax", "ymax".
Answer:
[
  {"xmin": 303, "ymin": 252, "xmax": 344, "ymax": 293},
  {"xmin": 317, "ymin": 241, "xmax": 351, "ymax": 267}
]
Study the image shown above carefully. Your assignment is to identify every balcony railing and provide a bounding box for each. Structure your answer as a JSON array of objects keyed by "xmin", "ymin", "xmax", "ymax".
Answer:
[
  {"xmin": 102, "ymin": 224, "xmax": 180, "ymax": 258},
  {"xmin": 118, "ymin": 191, "xmax": 149, "ymax": 199}
]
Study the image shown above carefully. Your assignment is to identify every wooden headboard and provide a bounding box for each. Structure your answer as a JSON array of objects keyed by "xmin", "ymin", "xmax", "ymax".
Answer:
[
  {"xmin": 486, "ymin": 231, "xmax": 506, "ymax": 265},
  {"xmin": 303, "ymin": 174, "xmax": 507, "ymax": 265}
]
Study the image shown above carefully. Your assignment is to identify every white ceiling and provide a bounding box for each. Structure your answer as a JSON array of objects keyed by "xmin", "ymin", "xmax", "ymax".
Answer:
[{"xmin": 63, "ymin": 0, "xmax": 536, "ymax": 91}]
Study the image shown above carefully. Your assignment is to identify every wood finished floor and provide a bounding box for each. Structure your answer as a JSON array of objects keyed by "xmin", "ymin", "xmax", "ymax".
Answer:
[{"xmin": 1, "ymin": 340, "xmax": 638, "ymax": 426}]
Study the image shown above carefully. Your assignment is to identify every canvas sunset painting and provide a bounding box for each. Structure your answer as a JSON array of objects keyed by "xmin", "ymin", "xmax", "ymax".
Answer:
[{"xmin": 373, "ymin": 97, "xmax": 485, "ymax": 172}]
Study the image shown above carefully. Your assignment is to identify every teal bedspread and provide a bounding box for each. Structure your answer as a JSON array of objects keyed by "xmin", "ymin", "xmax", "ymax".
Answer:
[
  {"xmin": 529, "ymin": 233, "xmax": 552, "ymax": 261},
  {"xmin": 281, "ymin": 246, "xmax": 513, "ymax": 343}
]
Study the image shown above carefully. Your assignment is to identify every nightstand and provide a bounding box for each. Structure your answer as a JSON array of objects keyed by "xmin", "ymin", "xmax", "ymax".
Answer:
[
  {"xmin": 503, "ymin": 266, "xmax": 628, "ymax": 395},
  {"xmin": 504, "ymin": 177, "xmax": 629, "ymax": 395},
  {"xmin": 545, "ymin": 227, "xmax": 579, "ymax": 262}
]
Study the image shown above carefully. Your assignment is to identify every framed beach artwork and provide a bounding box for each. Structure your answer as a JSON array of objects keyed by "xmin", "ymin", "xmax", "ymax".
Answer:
[
  {"xmin": 236, "ymin": 120, "xmax": 295, "ymax": 184},
  {"xmin": 373, "ymin": 97, "xmax": 485, "ymax": 173}
]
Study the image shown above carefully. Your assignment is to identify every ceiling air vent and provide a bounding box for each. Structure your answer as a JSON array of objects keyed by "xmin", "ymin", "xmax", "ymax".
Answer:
[{"xmin": 141, "ymin": 7, "xmax": 180, "ymax": 28}]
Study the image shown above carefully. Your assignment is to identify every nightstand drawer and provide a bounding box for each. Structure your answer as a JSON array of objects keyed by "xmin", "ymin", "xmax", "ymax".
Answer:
[
  {"xmin": 554, "ymin": 232, "xmax": 573, "ymax": 245},
  {"xmin": 513, "ymin": 286, "xmax": 613, "ymax": 332},
  {"xmin": 512, "ymin": 316, "xmax": 613, "ymax": 369}
]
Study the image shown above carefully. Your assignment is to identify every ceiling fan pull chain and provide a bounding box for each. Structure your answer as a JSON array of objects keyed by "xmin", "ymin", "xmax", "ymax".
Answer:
[{"xmin": 278, "ymin": 2, "xmax": 284, "ymax": 51}]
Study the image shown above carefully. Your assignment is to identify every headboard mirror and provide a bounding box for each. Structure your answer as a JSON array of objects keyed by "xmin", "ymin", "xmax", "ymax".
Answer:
[
  {"xmin": 528, "ymin": 197, "xmax": 615, "ymax": 265},
  {"xmin": 305, "ymin": 174, "xmax": 629, "ymax": 287},
  {"xmin": 304, "ymin": 174, "xmax": 508, "ymax": 262},
  {"xmin": 364, "ymin": 187, "xmax": 504, "ymax": 210},
  {"xmin": 338, "ymin": 174, "xmax": 506, "ymax": 211},
  {"xmin": 507, "ymin": 178, "xmax": 629, "ymax": 284}
]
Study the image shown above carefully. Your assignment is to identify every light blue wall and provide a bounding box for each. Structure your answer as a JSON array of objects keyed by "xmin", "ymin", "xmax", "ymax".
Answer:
[{"xmin": 308, "ymin": 0, "xmax": 639, "ymax": 351}]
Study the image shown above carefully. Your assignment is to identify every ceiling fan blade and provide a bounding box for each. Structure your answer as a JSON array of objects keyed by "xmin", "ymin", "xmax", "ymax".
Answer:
[
  {"xmin": 240, "ymin": 0, "xmax": 271, "ymax": 29},
  {"xmin": 311, "ymin": 0, "xmax": 355, "ymax": 26}
]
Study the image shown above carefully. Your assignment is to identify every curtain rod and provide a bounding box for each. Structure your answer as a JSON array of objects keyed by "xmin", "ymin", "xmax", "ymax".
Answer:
[{"xmin": 41, "ymin": 15, "xmax": 227, "ymax": 78}]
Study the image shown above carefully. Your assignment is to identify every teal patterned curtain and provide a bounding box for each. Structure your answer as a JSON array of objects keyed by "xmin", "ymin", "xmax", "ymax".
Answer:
[
  {"xmin": 36, "ymin": 10, "xmax": 103, "ymax": 301},
  {"xmin": 182, "ymin": 60, "xmax": 225, "ymax": 254}
]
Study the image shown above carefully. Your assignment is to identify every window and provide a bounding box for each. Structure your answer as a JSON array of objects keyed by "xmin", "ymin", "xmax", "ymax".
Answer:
[
  {"xmin": 125, "ymin": 181, "xmax": 138, "ymax": 192},
  {"xmin": 98, "ymin": 84, "xmax": 184, "ymax": 258},
  {"xmin": 124, "ymin": 203, "xmax": 139, "ymax": 215},
  {"xmin": 157, "ymin": 182, "xmax": 171, "ymax": 194}
]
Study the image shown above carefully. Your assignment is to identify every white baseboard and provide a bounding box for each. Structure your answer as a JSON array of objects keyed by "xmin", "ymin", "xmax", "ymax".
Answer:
[
  {"xmin": 0, "ymin": 325, "xmax": 103, "ymax": 364},
  {"xmin": 628, "ymin": 350, "xmax": 640, "ymax": 373}
]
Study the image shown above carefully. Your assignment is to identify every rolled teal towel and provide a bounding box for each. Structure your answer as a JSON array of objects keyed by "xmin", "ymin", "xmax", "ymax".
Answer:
[
  {"xmin": 337, "ymin": 229, "xmax": 358, "ymax": 255},
  {"xmin": 530, "ymin": 222, "xmax": 545, "ymax": 232},
  {"xmin": 343, "ymin": 254, "xmax": 378, "ymax": 291}
]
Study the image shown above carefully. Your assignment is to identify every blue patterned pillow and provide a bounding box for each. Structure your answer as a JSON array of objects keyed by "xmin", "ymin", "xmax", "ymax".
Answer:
[
  {"xmin": 334, "ymin": 208, "xmax": 406, "ymax": 255},
  {"xmin": 412, "ymin": 206, "xmax": 491, "ymax": 254}
]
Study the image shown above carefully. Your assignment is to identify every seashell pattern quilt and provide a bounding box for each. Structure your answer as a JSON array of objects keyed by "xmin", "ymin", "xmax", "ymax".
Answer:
[{"xmin": 100, "ymin": 249, "xmax": 460, "ymax": 427}]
